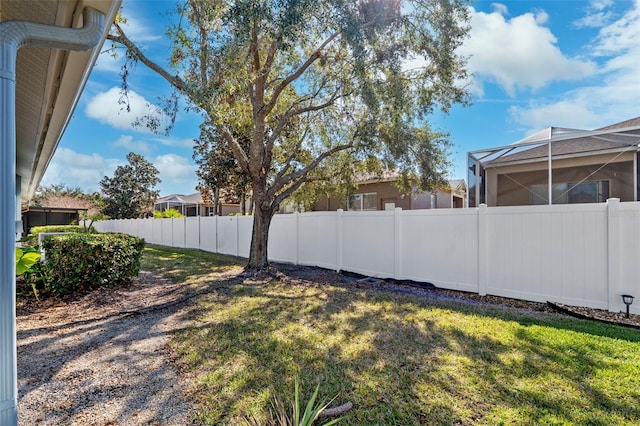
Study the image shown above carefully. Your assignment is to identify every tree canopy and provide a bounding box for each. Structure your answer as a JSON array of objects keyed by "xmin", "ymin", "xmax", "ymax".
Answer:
[
  {"xmin": 100, "ymin": 152, "xmax": 161, "ymax": 219},
  {"xmin": 108, "ymin": 0, "xmax": 471, "ymax": 268},
  {"xmin": 32, "ymin": 183, "xmax": 101, "ymax": 210}
]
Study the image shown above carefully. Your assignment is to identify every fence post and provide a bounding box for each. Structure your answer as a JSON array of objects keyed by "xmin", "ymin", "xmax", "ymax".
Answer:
[
  {"xmin": 214, "ymin": 215, "xmax": 219, "ymax": 254},
  {"xmin": 294, "ymin": 212, "xmax": 300, "ymax": 265},
  {"xmin": 236, "ymin": 215, "xmax": 240, "ymax": 258},
  {"xmin": 394, "ymin": 207, "xmax": 402, "ymax": 280},
  {"xmin": 336, "ymin": 209, "xmax": 343, "ymax": 272},
  {"xmin": 607, "ymin": 198, "xmax": 621, "ymax": 312},
  {"xmin": 478, "ymin": 204, "xmax": 488, "ymax": 296}
]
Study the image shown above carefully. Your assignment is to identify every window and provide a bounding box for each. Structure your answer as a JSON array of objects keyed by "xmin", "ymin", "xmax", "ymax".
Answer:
[
  {"xmin": 530, "ymin": 181, "xmax": 610, "ymax": 204},
  {"xmin": 348, "ymin": 192, "xmax": 377, "ymax": 211}
]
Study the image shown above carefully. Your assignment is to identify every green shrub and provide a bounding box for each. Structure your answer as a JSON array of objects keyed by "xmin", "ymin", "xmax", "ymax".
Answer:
[
  {"xmin": 26, "ymin": 225, "xmax": 92, "ymax": 246},
  {"xmin": 153, "ymin": 208, "xmax": 184, "ymax": 218},
  {"xmin": 27, "ymin": 233, "xmax": 145, "ymax": 296}
]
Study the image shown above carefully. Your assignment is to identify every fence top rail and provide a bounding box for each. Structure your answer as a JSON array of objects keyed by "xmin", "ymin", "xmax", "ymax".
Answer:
[{"xmin": 484, "ymin": 203, "xmax": 609, "ymax": 215}]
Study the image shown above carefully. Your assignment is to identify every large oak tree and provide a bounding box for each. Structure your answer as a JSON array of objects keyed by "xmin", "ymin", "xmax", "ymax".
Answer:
[{"xmin": 108, "ymin": 0, "xmax": 470, "ymax": 269}]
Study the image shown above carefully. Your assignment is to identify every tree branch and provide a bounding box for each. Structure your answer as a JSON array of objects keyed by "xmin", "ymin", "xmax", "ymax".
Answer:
[
  {"xmin": 108, "ymin": 23, "xmax": 186, "ymax": 92},
  {"xmin": 265, "ymin": 88, "xmax": 341, "ymax": 166},
  {"xmin": 219, "ymin": 126, "xmax": 250, "ymax": 172},
  {"xmin": 270, "ymin": 143, "xmax": 352, "ymax": 198},
  {"xmin": 263, "ymin": 30, "xmax": 340, "ymax": 116}
]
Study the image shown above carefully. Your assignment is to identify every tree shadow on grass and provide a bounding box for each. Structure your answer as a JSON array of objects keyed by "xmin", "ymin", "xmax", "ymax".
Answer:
[{"xmin": 171, "ymin": 278, "xmax": 640, "ymax": 425}]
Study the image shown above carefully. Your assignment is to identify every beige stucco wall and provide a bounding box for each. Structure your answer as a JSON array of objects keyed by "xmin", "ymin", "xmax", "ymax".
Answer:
[
  {"xmin": 313, "ymin": 181, "xmax": 412, "ymax": 211},
  {"xmin": 313, "ymin": 181, "xmax": 466, "ymax": 211},
  {"xmin": 485, "ymin": 152, "xmax": 634, "ymax": 206}
]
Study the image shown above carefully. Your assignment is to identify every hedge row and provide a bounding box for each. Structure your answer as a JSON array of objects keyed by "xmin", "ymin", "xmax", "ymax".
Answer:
[
  {"xmin": 26, "ymin": 225, "xmax": 92, "ymax": 246},
  {"xmin": 27, "ymin": 233, "xmax": 145, "ymax": 296}
]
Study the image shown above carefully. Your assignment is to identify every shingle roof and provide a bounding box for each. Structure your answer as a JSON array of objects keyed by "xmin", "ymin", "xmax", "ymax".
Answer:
[
  {"xmin": 156, "ymin": 192, "xmax": 203, "ymax": 204},
  {"xmin": 596, "ymin": 116, "xmax": 640, "ymax": 131}
]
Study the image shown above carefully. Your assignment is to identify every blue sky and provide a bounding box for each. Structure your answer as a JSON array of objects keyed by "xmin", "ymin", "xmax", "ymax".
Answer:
[{"xmin": 41, "ymin": 0, "xmax": 640, "ymax": 196}]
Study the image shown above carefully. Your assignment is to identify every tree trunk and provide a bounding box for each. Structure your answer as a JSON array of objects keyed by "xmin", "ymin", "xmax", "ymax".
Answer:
[
  {"xmin": 214, "ymin": 187, "xmax": 220, "ymax": 216},
  {"xmin": 247, "ymin": 191, "xmax": 274, "ymax": 269},
  {"xmin": 240, "ymin": 192, "xmax": 246, "ymax": 215}
]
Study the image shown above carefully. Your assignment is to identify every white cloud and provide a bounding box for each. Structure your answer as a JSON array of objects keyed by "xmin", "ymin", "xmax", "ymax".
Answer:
[
  {"xmin": 491, "ymin": 3, "xmax": 508, "ymax": 15},
  {"xmin": 462, "ymin": 6, "xmax": 596, "ymax": 97},
  {"xmin": 113, "ymin": 135, "xmax": 152, "ymax": 153},
  {"xmin": 153, "ymin": 153, "xmax": 197, "ymax": 183},
  {"xmin": 40, "ymin": 148, "xmax": 122, "ymax": 193},
  {"xmin": 509, "ymin": 102, "xmax": 602, "ymax": 132},
  {"xmin": 116, "ymin": 15, "xmax": 163, "ymax": 43},
  {"xmin": 573, "ymin": 12, "xmax": 613, "ymax": 29},
  {"xmin": 85, "ymin": 87, "xmax": 166, "ymax": 133},
  {"xmin": 150, "ymin": 136, "xmax": 196, "ymax": 149},
  {"xmin": 592, "ymin": 0, "xmax": 640, "ymax": 55},
  {"xmin": 574, "ymin": 0, "xmax": 616, "ymax": 28},
  {"xmin": 591, "ymin": 0, "xmax": 614, "ymax": 10},
  {"xmin": 509, "ymin": 1, "xmax": 640, "ymax": 131},
  {"xmin": 93, "ymin": 49, "xmax": 123, "ymax": 73}
]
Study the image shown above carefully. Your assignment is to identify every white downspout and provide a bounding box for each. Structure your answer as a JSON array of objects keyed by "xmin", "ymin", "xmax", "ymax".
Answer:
[{"xmin": 0, "ymin": 8, "xmax": 105, "ymax": 425}]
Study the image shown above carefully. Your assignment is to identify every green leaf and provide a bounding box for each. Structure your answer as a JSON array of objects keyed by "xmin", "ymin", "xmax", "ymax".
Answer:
[{"xmin": 16, "ymin": 250, "xmax": 41, "ymax": 275}]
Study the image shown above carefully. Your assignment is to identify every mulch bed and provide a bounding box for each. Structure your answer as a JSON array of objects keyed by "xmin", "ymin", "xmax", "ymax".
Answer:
[{"xmin": 270, "ymin": 262, "xmax": 640, "ymax": 329}]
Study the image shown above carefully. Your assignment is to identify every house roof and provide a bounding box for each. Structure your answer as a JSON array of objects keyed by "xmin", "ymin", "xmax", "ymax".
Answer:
[
  {"xmin": 4, "ymin": 0, "xmax": 121, "ymax": 203},
  {"xmin": 449, "ymin": 179, "xmax": 466, "ymax": 191},
  {"xmin": 156, "ymin": 192, "xmax": 203, "ymax": 204},
  {"xmin": 596, "ymin": 116, "xmax": 640, "ymax": 131},
  {"xmin": 357, "ymin": 171, "xmax": 466, "ymax": 191},
  {"xmin": 482, "ymin": 116, "xmax": 640, "ymax": 167}
]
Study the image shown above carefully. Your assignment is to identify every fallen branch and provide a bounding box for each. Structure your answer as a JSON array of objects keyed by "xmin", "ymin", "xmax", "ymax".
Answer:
[{"xmin": 318, "ymin": 401, "xmax": 353, "ymax": 418}]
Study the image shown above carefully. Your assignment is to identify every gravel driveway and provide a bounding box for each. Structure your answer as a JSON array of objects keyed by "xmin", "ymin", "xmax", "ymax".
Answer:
[{"xmin": 17, "ymin": 272, "xmax": 202, "ymax": 425}]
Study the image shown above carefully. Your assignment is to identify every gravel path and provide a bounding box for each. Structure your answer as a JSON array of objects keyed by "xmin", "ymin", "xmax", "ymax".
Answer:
[{"xmin": 17, "ymin": 272, "xmax": 203, "ymax": 425}]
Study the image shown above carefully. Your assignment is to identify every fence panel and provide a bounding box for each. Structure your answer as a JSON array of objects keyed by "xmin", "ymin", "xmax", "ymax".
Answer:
[
  {"xmin": 160, "ymin": 218, "xmax": 173, "ymax": 247},
  {"xmin": 617, "ymin": 203, "xmax": 640, "ymax": 315},
  {"xmin": 486, "ymin": 204, "xmax": 608, "ymax": 308},
  {"xmin": 269, "ymin": 214, "xmax": 297, "ymax": 263},
  {"xmin": 216, "ymin": 216, "xmax": 238, "ymax": 256},
  {"xmin": 185, "ymin": 217, "xmax": 200, "ymax": 249},
  {"xmin": 401, "ymin": 209, "xmax": 478, "ymax": 292},
  {"xmin": 199, "ymin": 217, "xmax": 217, "ymax": 252},
  {"xmin": 298, "ymin": 212, "xmax": 338, "ymax": 270},
  {"xmin": 150, "ymin": 218, "xmax": 162, "ymax": 244},
  {"xmin": 140, "ymin": 218, "xmax": 153, "ymax": 242},
  {"xmin": 172, "ymin": 218, "xmax": 186, "ymax": 248},
  {"xmin": 237, "ymin": 216, "xmax": 253, "ymax": 258},
  {"xmin": 342, "ymin": 211, "xmax": 395, "ymax": 278}
]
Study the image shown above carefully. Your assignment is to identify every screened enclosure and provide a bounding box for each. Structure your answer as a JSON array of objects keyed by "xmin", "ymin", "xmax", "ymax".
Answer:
[{"xmin": 468, "ymin": 122, "xmax": 640, "ymax": 207}]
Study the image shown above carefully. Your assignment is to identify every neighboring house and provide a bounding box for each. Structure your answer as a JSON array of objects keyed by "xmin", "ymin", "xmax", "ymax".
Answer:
[
  {"xmin": 312, "ymin": 174, "xmax": 467, "ymax": 211},
  {"xmin": 1, "ymin": 2, "xmax": 121, "ymax": 424},
  {"xmin": 154, "ymin": 192, "xmax": 242, "ymax": 216},
  {"xmin": 21, "ymin": 206, "xmax": 87, "ymax": 234},
  {"xmin": 467, "ymin": 116, "xmax": 640, "ymax": 207}
]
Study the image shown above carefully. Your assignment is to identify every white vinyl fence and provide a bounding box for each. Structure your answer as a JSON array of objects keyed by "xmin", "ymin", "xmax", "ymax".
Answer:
[{"xmin": 94, "ymin": 198, "xmax": 640, "ymax": 315}]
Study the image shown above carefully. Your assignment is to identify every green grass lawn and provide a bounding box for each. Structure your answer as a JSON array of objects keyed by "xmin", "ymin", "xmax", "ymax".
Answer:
[{"xmin": 143, "ymin": 246, "xmax": 640, "ymax": 425}]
